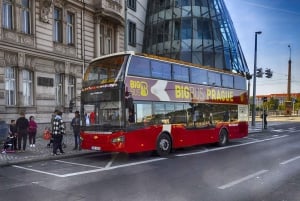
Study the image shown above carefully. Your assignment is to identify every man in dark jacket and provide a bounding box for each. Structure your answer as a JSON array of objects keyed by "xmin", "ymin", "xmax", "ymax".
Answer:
[
  {"xmin": 16, "ymin": 111, "xmax": 29, "ymax": 152},
  {"xmin": 71, "ymin": 111, "xmax": 81, "ymax": 150}
]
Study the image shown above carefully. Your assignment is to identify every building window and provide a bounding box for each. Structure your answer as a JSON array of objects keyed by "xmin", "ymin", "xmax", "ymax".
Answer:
[
  {"xmin": 106, "ymin": 28, "xmax": 113, "ymax": 54},
  {"xmin": 127, "ymin": 0, "xmax": 136, "ymax": 11},
  {"xmin": 21, "ymin": 0, "xmax": 31, "ymax": 34},
  {"xmin": 54, "ymin": 7, "xmax": 63, "ymax": 42},
  {"xmin": 55, "ymin": 74, "xmax": 64, "ymax": 105},
  {"xmin": 67, "ymin": 12, "xmax": 75, "ymax": 45},
  {"xmin": 100, "ymin": 24, "xmax": 105, "ymax": 55},
  {"xmin": 22, "ymin": 70, "xmax": 33, "ymax": 106},
  {"xmin": 68, "ymin": 75, "xmax": 76, "ymax": 105},
  {"xmin": 5, "ymin": 67, "xmax": 16, "ymax": 106},
  {"xmin": 2, "ymin": 0, "xmax": 13, "ymax": 29},
  {"xmin": 128, "ymin": 21, "xmax": 136, "ymax": 46}
]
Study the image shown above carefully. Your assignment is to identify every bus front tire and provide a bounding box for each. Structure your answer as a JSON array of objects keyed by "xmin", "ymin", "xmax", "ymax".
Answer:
[{"xmin": 156, "ymin": 133, "xmax": 172, "ymax": 157}]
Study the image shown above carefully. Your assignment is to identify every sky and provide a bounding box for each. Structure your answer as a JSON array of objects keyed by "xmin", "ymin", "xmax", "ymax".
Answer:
[{"xmin": 224, "ymin": 0, "xmax": 300, "ymax": 95}]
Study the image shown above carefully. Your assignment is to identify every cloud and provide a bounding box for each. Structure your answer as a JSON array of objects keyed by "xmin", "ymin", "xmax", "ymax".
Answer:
[{"xmin": 243, "ymin": 0, "xmax": 300, "ymax": 16}]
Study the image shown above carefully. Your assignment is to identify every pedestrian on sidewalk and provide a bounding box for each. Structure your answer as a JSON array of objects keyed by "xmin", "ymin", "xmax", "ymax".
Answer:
[
  {"xmin": 9, "ymin": 119, "xmax": 17, "ymax": 150},
  {"xmin": 28, "ymin": 116, "xmax": 38, "ymax": 147},
  {"xmin": 16, "ymin": 111, "xmax": 29, "ymax": 152},
  {"xmin": 52, "ymin": 110, "xmax": 65, "ymax": 155},
  {"xmin": 71, "ymin": 111, "xmax": 81, "ymax": 150}
]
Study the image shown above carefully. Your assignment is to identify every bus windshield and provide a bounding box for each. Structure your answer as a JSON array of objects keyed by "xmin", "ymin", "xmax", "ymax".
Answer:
[
  {"xmin": 83, "ymin": 55, "xmax": 127, "ymax": 87},
  {"xmin": 81, "ymin": 55, "xmax": 129, "ymax": 131}
]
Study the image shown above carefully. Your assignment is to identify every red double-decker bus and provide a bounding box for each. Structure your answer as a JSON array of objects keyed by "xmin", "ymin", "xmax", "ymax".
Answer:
[{"xmin": 80, "ymin": 52, "xmax": 248, "ymax": 156}]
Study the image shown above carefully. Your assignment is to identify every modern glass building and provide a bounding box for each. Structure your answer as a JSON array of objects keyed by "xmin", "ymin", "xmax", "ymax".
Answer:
[{"xmin": 143, "ymin": 0, "xmax": 249, "ymax": 73}]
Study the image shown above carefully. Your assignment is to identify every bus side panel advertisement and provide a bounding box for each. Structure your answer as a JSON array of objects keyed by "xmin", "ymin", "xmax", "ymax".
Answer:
[{"xmin": 125, "ymin": 76, "xmax": 248, "ymax": 105}]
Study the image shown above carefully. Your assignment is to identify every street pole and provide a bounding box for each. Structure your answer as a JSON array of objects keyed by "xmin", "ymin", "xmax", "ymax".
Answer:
[
  {"xmin": 251, "ymin": 31, "xmax": 262, "ymax": 127},
  {"xmin": 124, "ymin": 0, "xmax": 128, "ymax": 51},
  {"xmin": 287, "ymin": 44, "xmax": 291, "ymax": 102}
]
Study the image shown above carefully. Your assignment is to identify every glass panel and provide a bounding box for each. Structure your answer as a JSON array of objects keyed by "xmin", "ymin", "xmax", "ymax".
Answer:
[
  {"xmin": 127, "ymin": 56, "xmax": 151, "ymax": 77},
  {"xmin": 67, "ymin": 12, "xmax": 74, "ymax": 44},
  {"xmin": 172, "ymin": 64, "xmax": 189, "ymax": 82},
  {"xmin": 84, "ymin": 55, "xmax": 127, "ymax": 86},
  {"xmin": 234, "ymin": 76, "xmax": 246, "ymax": 90},
  {"xmin": 151, "ymin": 60, "xmax": 171, "ymax": 80},
  {"xmin": 190, "ymin": 68, "xmax": 207, "ymax": 84},
  {"xmin": 2, "ymin": 1, "xmax": 13, "ymax": 29},
  {"xmin": 181, "ymin": 19, "xmax": 192, "ymax": 39},
  {"xmin": 22, "ymin": 70, "xmax": 33, "ymax": 106},
  {"xmin": 5, "ymin": 67, "xmax": 16, "ymax": 105},
  {"xmin": 222, "ymin": 74, "xmax": 233, "ymax": 88},
  {"xmin": 208, "ymin": 71, "xmax": 221, "ymax": 86},
  {"xmin": 136, "ymin": 103, "xmax": 152, "ymax": 123}
]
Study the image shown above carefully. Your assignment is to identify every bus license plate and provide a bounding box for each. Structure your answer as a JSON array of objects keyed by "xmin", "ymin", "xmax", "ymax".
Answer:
[{"xmin": 91, "ymin": 146, "xmax": 101, "ymax": 151}]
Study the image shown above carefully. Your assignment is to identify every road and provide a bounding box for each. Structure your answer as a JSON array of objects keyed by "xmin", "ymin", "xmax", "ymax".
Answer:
[{"xmin": 1, "ymin": 122, "xmax": 300, "ymax": 201}]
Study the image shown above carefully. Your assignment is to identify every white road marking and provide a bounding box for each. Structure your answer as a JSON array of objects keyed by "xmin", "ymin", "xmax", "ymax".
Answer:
[
  {"xmin": 12, "ymin": 135, "xmax": 289, "ymax": 178},
  {"xmin": 13, "ymin": 158, "xmax": 167, "ymax": 178},
  {"xmin": 105, "ymin": 153, "xmax": 118, "ymax": 168},
  {"xmin": 175, "ymin": 135, "xmax": 288, "ymax": 157},
  {"xmin": 12, "ymin": 165, "xmax": 65, "ymax": 177},
  {"xmin": 218, "ymin": 170, "xmax": 269, "ymax": 190},
  {"xmin": 55, "ymin": 160, "xmax": 104, "ymax": 169},
  {"xmin": 280, "ymin": 155, "xmax": 300, "ymax": 165}
]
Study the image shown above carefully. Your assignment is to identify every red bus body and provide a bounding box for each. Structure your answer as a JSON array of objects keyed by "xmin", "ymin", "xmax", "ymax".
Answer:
[
  {"xmin": 80, "ymin": 52, "xmax": 249, "ymax": 155},
  {"xmin": 81, "ymin": 121, "xmax": 248, "ymax": 153}
]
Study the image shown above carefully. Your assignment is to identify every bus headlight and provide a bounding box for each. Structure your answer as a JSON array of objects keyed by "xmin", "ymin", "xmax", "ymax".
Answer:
[{"xmin": 112, "ymin": 136, "xmax": 125, "ymax": 143}]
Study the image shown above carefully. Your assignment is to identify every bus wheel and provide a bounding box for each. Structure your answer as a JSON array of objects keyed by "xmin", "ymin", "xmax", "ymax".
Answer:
[
  {"xmin": 218, "ymin": 129, "xmax": 228, "ymax": 147},
  {"xmin": 156, "ymin": 133, "xmax": 171, "ymax": 157}
]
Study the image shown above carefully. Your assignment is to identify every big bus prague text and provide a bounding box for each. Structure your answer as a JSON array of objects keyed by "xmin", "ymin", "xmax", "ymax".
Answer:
[{"xmin": 80, "ymin": 52, "xmax": 248, "ymax": 156}]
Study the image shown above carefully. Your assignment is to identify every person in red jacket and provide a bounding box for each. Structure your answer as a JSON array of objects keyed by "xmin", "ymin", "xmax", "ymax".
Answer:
[{"xmin": 28, "ymin": 116, "xmax": 38, "ymax": 148}]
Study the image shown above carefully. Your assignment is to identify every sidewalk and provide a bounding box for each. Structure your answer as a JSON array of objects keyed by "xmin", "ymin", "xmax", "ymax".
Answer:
[
  {"xmin": 0, "ymin": 124, "xmax": 270, "ymax": 167},
  {"xmin": 0, "ymin": 133, "xmax": 93, "ymax": 167}
]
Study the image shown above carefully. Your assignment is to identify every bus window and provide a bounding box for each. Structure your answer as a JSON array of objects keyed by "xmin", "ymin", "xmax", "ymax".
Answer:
[
  {"xmin": 136, "ymin": 103, "xmax": 152, "ymax": 124},
  {"xmin": 127, "ymin": 56, "xmax": 151, "ymax": 77},
  {"xmin": 208, "ymin": 71, "xmax": 221, "ymax": 86},
  {"xmin": 234, "ymin": 75, "xmax": 246, "ymax": 90},
  {"xmin": 190, "ymin": 68, "xmax": 207, "ymax": 85},
  {"xmin": 222, "ymin": 74, "xmax": 234, "ymax": 88},
  {"xmin": 151, "ymin": 60, "xmax": 171, "ymax": 80},
  {"xmin": 172, "ymin": 64, "xmax": 189, "ymax": 82}
]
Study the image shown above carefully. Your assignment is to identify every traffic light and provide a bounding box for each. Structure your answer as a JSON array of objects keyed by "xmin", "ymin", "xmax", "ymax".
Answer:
[
  {"xmin": 256, "ymin": 68, "xmax": 263, "ymax": 78},
  {"xmin": 265, "ymin": 68, "xmax": 273, "ymax": 78},
  {"xmin": 246, "ymin": 72, "xmax": 252, "ymax": 80}
]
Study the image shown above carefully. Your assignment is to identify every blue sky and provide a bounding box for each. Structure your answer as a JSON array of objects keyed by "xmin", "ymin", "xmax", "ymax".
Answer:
[{"xmin": 224, "ymin": 0, "xmax": 300, "ymax": 95}]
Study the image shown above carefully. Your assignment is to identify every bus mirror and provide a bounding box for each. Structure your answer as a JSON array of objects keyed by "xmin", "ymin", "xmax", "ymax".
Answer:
[{"xmin": 125, "ymin": 97, "xmax": 134, "ymax": 110}]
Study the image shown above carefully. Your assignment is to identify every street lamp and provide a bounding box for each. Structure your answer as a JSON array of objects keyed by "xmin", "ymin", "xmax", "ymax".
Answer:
[{"xmin": 251, "ymin": 31, "xmax": 262, "ymax": 127}]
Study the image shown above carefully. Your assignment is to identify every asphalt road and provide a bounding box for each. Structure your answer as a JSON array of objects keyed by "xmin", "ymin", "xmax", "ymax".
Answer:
[{"xmin": 1, "ymin": 122, "xmax": 300, "ymax": 201}]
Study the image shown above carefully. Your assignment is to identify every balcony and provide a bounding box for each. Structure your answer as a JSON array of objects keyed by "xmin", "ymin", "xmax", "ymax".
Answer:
[{"xmin": 95, "ymin": 0, "xmax": 124, "ymax": 24}]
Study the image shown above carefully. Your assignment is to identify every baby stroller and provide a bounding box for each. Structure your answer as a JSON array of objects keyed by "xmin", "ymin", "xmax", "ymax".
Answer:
[{"xmin": 2, "ymin": 135, "xmax": 16, "ymax": 153}]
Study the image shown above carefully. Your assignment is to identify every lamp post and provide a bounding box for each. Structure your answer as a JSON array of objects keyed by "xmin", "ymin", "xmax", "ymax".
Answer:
[
  {"xmin": 251, "ymin": 31, "xmax": 262, "ymax": 126},
  {"xmin": 287, "ymin": 44, "xmax": 291, "ymax": 101}
]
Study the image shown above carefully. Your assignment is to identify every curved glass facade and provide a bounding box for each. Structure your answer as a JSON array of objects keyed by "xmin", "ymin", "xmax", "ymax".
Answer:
[{"xmin": 143, "ymin": 0, "xmax": 249, "ymax": 73}]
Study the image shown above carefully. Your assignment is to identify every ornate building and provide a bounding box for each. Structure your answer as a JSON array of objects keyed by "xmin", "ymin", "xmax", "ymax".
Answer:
[
  {"xmin": 0, "ymin": 0, "xmax": 248, "ymax": 123},
  {"xmin": 0, "ymin": 0, "xmax": 125, "ymax": 122}
]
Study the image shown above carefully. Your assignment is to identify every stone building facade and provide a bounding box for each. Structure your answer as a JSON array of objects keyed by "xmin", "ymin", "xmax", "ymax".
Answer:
[{"xmin": 0, "ymin": 0, "xmax": 126, "ymax": 123}]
